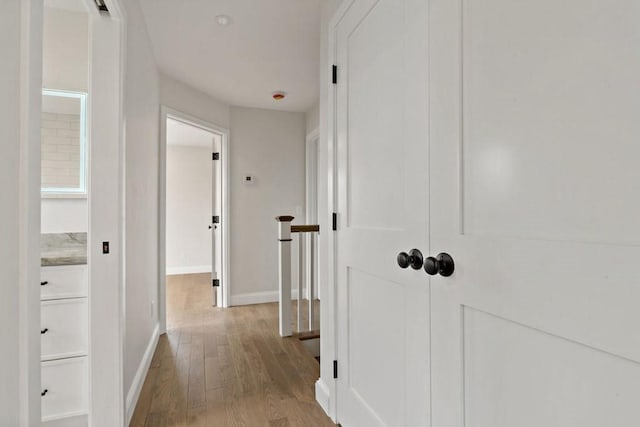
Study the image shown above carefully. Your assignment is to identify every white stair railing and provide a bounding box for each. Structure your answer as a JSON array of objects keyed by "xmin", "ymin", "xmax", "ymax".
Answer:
[{"xmin": 276, "ymin": 216, "xmax": 319, "ymax": 337}]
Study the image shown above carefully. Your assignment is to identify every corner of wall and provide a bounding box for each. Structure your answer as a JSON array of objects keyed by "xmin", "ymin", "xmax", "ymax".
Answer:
[{"xmin": 125, "ymin": 322, "xmax": 160, "ymax": 425}]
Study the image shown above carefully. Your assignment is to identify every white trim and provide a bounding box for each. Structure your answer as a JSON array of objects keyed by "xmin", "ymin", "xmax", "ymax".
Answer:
[
  {"xmin": 305, "ymin": 127, "xmax": 320, "ymax": 226},
  {"xmin": 40, "ymin": 193, "xmax": 88, "ymax": 199},
  {"xmin": 315, "ymin": 379, "xmax": 334, "ymax": 421},
  {"xmin": 125, "ymin": 323, "xmax": 159, "ymax": 425},
  {"xmin": 166, "ymin": 265, "xmax": 212, "ymax": 276},
  {"xmin": 85, "ymin": 0, "xmax": 127, "ymax": 425},
  {"xmin": 231, "ymin": 289, "xmax": 301, "ymax": 307},
  {"xmin": 42, "ymin": 411, "xmax": 88, "ymax": 423},
  {"xmin": 159, "ymin": 106, "xmax": 231, "ymax": 336},
  {"xmin": 305, "ymin": 128, "xmax": 320, "ymax": 300},
  {"xmin": 322, "ymin": 1, "xmax": 354, "ymax": 423},
  {"xmin": 19, "ymin": 0, "xmax": 44, "ymax": 423}
]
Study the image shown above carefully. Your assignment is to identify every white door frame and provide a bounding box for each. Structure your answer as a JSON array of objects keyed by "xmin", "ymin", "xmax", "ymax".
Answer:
[
  {"xmin": 20, "ymin": 0, "xmax": 127, "ymax": 424},
  {"xmin": 85, "ymin": 1, "xmax": 127, "ymax": 424},
  {"xmin": 305, "ymin": 128, "xmax": 319, "ymax": 300},
  {"xmin": 315, "ymin": 1, "xmax": 352, "ymax": 421},
  {"xmin": 305, "ymin": 128, "xmax": 319, "ymax": 225},
  {"xmin": 158, "ymin": 106, "xmax": 231, "ymax": 333},
  {"xmin": 17, "ymin": 1, "xmax": 44, "ymax": 424}
]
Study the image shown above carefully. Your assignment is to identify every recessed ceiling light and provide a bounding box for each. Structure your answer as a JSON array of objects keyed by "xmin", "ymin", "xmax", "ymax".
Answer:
[
  {"xmin": 215, "ymin": 14, "xmax": 232, "ymax": 26},
  {"xmin": 272, "ymin": 91, "xmax": 287, "ymax": 101}
]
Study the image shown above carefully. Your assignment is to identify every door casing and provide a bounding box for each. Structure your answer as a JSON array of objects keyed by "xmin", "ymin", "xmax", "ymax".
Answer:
[{"xmin": 158, "ymin": 105, "xmax": 231, "ymax": 332}]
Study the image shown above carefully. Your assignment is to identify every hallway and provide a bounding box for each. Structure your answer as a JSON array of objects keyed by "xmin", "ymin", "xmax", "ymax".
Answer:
[{"xmin": 129, "ymin": 274, "xmax": 334, "ymax": 426}]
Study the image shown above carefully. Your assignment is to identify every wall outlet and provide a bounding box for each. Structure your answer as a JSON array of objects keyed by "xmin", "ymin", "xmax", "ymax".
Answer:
[{"xmin": 150, "ymin": 300, "xmax": 155, "ymax": 318}]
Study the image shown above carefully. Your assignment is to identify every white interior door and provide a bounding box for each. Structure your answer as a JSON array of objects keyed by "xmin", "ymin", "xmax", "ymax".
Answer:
[
  {"xmin": 334, "ymin": 0, "xmax": 430, "ymax": 425},
  {"xmin": 430, "ymin": 0, "xmax": 640, "ymax": 425}
]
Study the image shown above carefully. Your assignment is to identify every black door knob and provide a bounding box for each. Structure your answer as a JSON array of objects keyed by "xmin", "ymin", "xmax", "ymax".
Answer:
[
  {"xmin": 397, "ymin": 249, "xmax": 424, "ymax": 270},
  {"xmin": 424, "ymin": 253, "xmax": 455, "ymax": 277}
]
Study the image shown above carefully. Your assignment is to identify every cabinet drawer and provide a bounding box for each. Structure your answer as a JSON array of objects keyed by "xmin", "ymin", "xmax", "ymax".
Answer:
[
  {"xmin": 41, "ymin": 357, "xmax": 88, "ymax": 422},
  {"xmin": 41, "ymin": 266, "xmax": 88, "ymax": 300},
  {"xmin": 41, "ymin": 298, "xmax": 88, "ymax": 361}
]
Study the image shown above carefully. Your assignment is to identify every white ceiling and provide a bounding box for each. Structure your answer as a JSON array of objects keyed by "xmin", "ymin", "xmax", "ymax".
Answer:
[
  {"xmin": 139, "ymin": 0, "xmax": 323, "ymax": 113},
  {"xmin": 167, "ymin": 118, "xmax": 219, "ymax": 148}
]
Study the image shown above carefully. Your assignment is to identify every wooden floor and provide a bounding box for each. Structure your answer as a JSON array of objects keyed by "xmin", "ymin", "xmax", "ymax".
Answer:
[{"xmin": 129, "ymin": 274, "xmax": 334, "ymax": 427}]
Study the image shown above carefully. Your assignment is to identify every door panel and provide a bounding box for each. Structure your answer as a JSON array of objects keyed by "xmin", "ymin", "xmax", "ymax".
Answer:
[
  {"xmin": 335, "ymin": 0, "xmax": 430, "ymax": 425},
  {"xmin": 347, "ymin": 268, "xmax": 405, "ymax": 425},
  {"xmin": 430, "ymin": 0, "xmax": 640, "ymax": 425},
  {"xmin": 461, "ymin": 0, "xmax": 640, "ymax": 244},
  {"xmin": 346, "ymin": 0, "xmax": 405, "ymax": 230},
  {"xmin": 464, "ymin": 308, "xmax": 640, "ymax": 426}
]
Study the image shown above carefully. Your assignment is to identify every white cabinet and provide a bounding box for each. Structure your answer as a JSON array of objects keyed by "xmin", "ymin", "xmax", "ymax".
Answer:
[
  {"xmin": 41, "ymin": 266, "xmax": 88, "ymax": 300},
  {"xmin": 41, "ymin": 299, "xmax": 88, "ymax": 361},
  {"xmin": 41, "ymin": 357, "xmax": 89, "ymax": 422},
  {"xmin": 40, "ymin": 265, "xmax": 88, "ymax": 423}
]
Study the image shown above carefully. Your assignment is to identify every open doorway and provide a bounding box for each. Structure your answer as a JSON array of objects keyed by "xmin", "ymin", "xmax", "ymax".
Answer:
[{"xmin": 159, "ymin": 108, "xmax": 230, "ymax": 334}]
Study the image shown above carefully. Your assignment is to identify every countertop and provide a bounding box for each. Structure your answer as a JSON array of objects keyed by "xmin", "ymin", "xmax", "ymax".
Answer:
[{"xmin": 41, "ymin": 232, "xmax": 87, "ymax": 267}]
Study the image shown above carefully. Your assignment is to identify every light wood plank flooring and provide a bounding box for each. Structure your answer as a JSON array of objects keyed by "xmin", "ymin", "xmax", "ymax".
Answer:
[{"xmin": 129, "ymin": 274, "xmax": 334, "ymax": 426}]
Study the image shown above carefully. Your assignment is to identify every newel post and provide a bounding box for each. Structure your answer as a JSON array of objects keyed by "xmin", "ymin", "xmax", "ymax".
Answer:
[{"xmin": 276, "ymin": 216, "xmax": 294, "ymax": 337}]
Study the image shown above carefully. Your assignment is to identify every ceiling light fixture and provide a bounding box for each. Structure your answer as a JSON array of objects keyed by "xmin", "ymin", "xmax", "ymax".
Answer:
[
  {"xmin": 272, "ymin": 91, "xmax": 287, "ymax": 101},
  {"xmin": 215, "ymin": 14, "xmax": 232, "ymax": 26}
]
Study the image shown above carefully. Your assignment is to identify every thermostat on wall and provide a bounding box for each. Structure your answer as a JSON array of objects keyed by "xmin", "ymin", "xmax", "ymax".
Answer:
[{"xmin": 243, "ymin": 174, "xmax": 255, "ymax": 184}]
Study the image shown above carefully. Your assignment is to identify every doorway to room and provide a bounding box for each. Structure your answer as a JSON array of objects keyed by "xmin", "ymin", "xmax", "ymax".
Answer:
[{"xmin": 159, "ymin": 109, "xmax": 230, "ymax": 333}]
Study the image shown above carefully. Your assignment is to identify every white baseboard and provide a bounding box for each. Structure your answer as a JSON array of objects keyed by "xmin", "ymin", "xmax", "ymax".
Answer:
[
  {"xmin": 166, "ymin": 265, "xmax": 212, "ymax": 275},
  {"xmin": 125, "ymin": 323, "xmax": 160, "ymax": 425},
  {"xmin": 315, "ymin": 379, "xmax": 331, "ymax": 418},
  {"xmin": 230, "ymin": 289, "xmax": 300, "ymax": 306}
]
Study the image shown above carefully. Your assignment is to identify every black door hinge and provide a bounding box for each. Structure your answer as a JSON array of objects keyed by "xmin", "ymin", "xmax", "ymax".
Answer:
[
  {"xmin": 332, "ymin": 212, "xmax": 337, "ymax": 231},
  {"xmin": 94, "ymin": 0, "xmax": 109, "ymax": 12},
  {"xmin": 212, "ymin": 279, "xmax": 220, "ymax": 287},
  {"xmin": 332, "ymin": 65, "xmax": 337, "ymax": 84},
  {"xmin": 333, "ymin": 360, "xmax": 338, "ymax": 379},
  {"xmin": 212, "ymin": 215, "xmax": 220, "ymax": 224},
  {"xmin": 212, "ymin": 152, "xmax": 220, "ymax": 160}
]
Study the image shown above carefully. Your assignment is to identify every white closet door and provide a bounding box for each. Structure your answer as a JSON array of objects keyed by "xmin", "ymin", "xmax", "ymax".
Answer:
[
  {"xmin": 429, "ymin": 0, "xmax": 640, "ymax": 425},
  {"xmin": 334, "ymin": 0, "xmax": 431, "ymax": 425}
]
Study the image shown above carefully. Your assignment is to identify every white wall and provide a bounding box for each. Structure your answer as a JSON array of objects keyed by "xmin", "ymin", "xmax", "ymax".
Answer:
[
  {"xmin": 41, "ymin": 198, "xmax": 88, "ymax": 232},
  {"xmin": 121, "ymin": 0, "xmax": 161, "ymax": 409},
  {"xmin": 1, "ymin": 3, "xmax": 24, "ymax": 424},
  {"xmin": 41, "ymin": 6, "xmax": 88, "ymax": 234},
  {"xmin": 229, "ymin": 107, "xmax": 306, "ymax": 303},
  {"xmin": 166, "ymin": 145, "xmax": 212, "ymax": 274},
  {"xmin": 1, "ymin": 1, "xmax": 43, "ymax": 424},
  {"xmin": 306, "ymin": 102, "xmax": 320, "ymax": 134},
  {"xmin": 42, "ymin": 7, "xmax": 88, "ymax": 92},
  {"xmin": 159, "ymin": 73, "xmax": 230, "ymax": 129}
]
